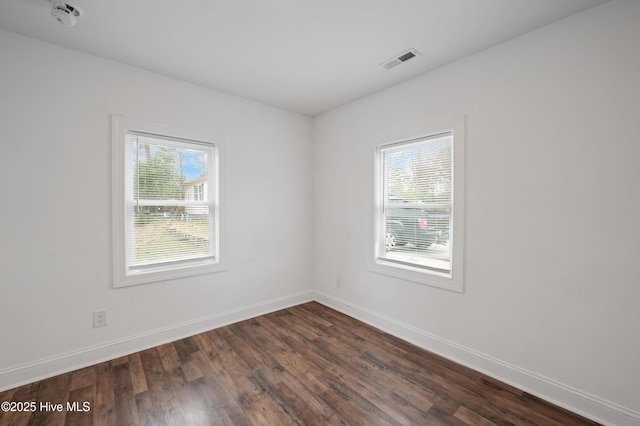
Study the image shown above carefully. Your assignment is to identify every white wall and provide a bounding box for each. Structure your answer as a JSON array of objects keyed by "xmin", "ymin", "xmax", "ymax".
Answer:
[
  {"xmin": 313, "ymin": 1, "xmax": 640, "ymax": 424},
  {"xmin": 0, "ymin": 29, "xmax": 313, "ymax": 386}
]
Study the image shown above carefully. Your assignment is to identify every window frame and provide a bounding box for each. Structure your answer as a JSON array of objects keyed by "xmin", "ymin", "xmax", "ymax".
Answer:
[
  {"xmin": 371, "ymin": 117, "xmax": 465, "ymax": 292},
  {"xmin": 112, "ymin": 115, "xmax": 227, "ymax": 288}
]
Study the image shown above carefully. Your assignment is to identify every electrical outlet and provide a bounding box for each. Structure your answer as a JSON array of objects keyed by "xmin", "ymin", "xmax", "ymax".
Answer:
[
  {"xmin": 336, "ymin": 277, "xmax": 342, "ymax": 288},
  {"xmin": 93, "ymin": 310, "xmax": 107, "ymax": 328}
]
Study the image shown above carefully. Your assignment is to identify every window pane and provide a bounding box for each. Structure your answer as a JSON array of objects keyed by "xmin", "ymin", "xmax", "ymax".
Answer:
[
  {"xmin": 126, "ymin": 133, "xmax": 215, "ymax": 269},
  {"xmin": 381, "ymin": 133, "xmax": 452, "ymax": 273},
  {"xmin": 131, "ymin": 135, "xmax": 209, "ymax": 201},
  {"xmin": 130, "ymin": 208, "xmax": 213, "ymax": 268}
]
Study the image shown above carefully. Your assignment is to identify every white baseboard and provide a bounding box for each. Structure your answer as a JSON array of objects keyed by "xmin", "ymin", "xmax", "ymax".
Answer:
[
  {"xmin": 0, "ymin": 290, "xmax": 314, "ymax": 393},
  {"xmin": 313, "ymin": 290, "xmax": 640, "ymax": 426}
]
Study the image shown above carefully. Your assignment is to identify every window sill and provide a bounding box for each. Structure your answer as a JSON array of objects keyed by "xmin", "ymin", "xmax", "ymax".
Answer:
[
  {"xmin": 114, "ymin": 259, "xmax": 227, "ymax": 288},
  {"xmin": 370, "ymin": 258, "xmax": 463, "ymax": 293}
]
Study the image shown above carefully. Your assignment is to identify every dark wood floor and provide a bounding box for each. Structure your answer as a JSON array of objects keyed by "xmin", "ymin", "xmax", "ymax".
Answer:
[{"xmin": 0, "ymin": 302, "xmax": 598, "ymax": 425}]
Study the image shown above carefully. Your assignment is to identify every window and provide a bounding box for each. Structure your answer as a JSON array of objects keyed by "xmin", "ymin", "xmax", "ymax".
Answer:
[
  {"xmin": 373, "ymin": 119, "xmax": 464, "ymax": 292},
  {"xmin": 112, "ymin": 116, "xmax": 226, "ymax": 287}
]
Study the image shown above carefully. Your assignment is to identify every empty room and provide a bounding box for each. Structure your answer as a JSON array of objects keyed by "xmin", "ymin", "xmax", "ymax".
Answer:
[{"xmin": 0, "ymin": 0, "xmax": 638, "ymax": 425}]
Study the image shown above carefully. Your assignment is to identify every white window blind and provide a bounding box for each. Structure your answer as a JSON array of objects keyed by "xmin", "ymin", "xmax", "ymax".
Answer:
[
  {"xmin": 378, "ymin": 132, "xmax": 453, "ymax": 275},
  {"xmin": 125, "ymin": 132, "xmax": 216, "ymax": 270}
]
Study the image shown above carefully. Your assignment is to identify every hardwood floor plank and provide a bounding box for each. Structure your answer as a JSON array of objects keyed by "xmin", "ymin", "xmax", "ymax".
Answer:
[
  {"xmin": 520, "ymin": 392, "xmax": 598, "ymax": 426},
  {"xmin": 159, "ymin": 396, "xmax": 187, "ymax": 425},
  {"xmin": 312, "ymin": 336, "xmax": 425, "ymax": 424},
  {"xmin": 0, "ymin": 386, "xmax": 29, "ymax": 426},
  {"xmin": 186, "ymin": 376, "xmax": 229, "ymax": 424},
  {"xmin": 111, "ymin": 362, "xmax": 137, "ymax": 426},
  {"xmin": 317, "ymin": 386, "xmax": 393, "ymax": 426},
  {"xmin": 250, "ymin": 317, "xmax": 330, "ymax": 395},
  {"xmin": 286, "ymin": 322, "xmax": 437, "ymax": 424},
  {"xmin": 64, "ymin": 385, "xmax": 93, "ymax": 426},
  {"xmin": 220, "ymin": 324, "xmax": 269, "ymax": 372},
  {"xmin": 110, "ymin": 356, "xmax": 129, "ymax": 367},
  {"xmin": 203, "ymin": 329, "xmax": 251, "ymax": 375},
  {"xmin": 156, "ymin": 343, "xmax": 181, "ymax": 372},
  {"xmin": 92, "ymin": 363, "xmax": 115, "ymax": 426},
  {"xmin": 245, "ymin": 369, "xmax": 306, "ymax": 425},
  {"xmin": 140, "ymin": 404, "xmax": 166, "ymax": 426},
  {"xmin": 246, "ymin": 344, "xmax": 339, "ymax": 424},
  {"xmin": 422, "ymin": 404, "xmax": 471, "ymax": 426},
  {"xmin": 197, "ymin": 335, "xmax": 276, "ymax": 425},
  {"xmin": 288, "ymin": 304, "xmax": 334, "ymax": 329},
  {"xmin": 269, "ymin": 379, "xmax": 328, "ymax": 425},
  {"xmin": 28, "ymin": 373, "xmax": 71, "ymax": 426},
  {"xmin": 189, "ymin": 337, "xmax": 252, "ymax": 420},
  {"xmin": 171, "ymin": 338, "xmax": 199, "ymax": 364},
  {"xmin": 277, "ymin": 311, "xmax": 323, "ymax": 340},
  {"xmin": 127, "ymin": 353, "xmax": 148, "ymax": 396},
  {"xmin": 133, "ymin": 391, "xmax": 152, "ymax": 424},
  {"xmin": 138, "ymin": 349, "xmax": 174, "ymax": 408},
  {"xmin": 480, "ymin": 375, "xmax": 525, "ymax": 397},
  {"xmin": 69, "ymin": 367, "xmax": 95, "ymax": 393},
  {"xmin": 454, "ymin": 405, "xmax": 498, "ymax": 426},
  {"xmin": 0, "ymin": 302, "xmax": 600, "ymax": 426}
]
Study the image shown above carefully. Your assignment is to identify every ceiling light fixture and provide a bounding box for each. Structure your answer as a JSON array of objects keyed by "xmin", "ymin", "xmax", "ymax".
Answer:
[{"xmin": 50, "ymin": 1, "xmax": 83, "ymax": 27}]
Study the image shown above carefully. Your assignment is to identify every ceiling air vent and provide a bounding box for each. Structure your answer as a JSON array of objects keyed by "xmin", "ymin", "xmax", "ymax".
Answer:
[{"xmin": 381, "ymin": 48, "xmax": 419, "ymax": 70}]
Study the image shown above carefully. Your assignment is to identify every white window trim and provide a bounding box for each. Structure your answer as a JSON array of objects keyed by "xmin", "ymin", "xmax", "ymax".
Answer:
[
  {"xmin": 371, "ymin": 116, "xmax": 465, "ymax": 292},
  {"xmin": 111, "ymin": 115, "xmax": 227, "ymax": 288}
]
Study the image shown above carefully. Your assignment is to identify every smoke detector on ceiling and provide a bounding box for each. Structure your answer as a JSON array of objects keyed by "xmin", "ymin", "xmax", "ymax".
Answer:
[
  {"xmin": 50, "ymin": 1, "xmax": 83, "ymax": 27},
  {"xmin": 380, "ymin": 48, "xmax": 420, "ymax": 70}
]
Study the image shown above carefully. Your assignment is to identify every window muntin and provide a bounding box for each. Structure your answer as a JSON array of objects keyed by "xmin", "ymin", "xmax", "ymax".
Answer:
[
  {"xmin": 374, "ymin": 122, "xmax": 464, "ymax": 292},
  {"xmin": 112, "ymin": 116, "xmax": 225, "ymax": 287}
]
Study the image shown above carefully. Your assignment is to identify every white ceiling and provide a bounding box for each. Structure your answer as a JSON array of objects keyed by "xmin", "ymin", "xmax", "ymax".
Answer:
[{"xmin": 0, "ymin": 0, "xmax": 608, "ymax": 116}]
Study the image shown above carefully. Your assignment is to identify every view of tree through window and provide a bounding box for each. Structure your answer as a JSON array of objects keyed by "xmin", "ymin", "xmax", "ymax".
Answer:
[
  {"xmin": 127, "ymin": 133, "xmax": 215, "ymax": 268},
  {"xmin": 381, "ymin": 132, "xmax": 453, "ymax": 273}
]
